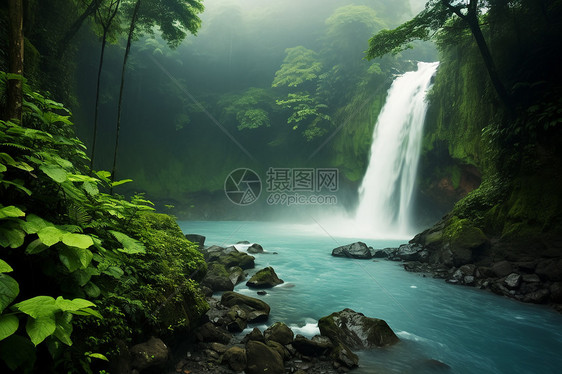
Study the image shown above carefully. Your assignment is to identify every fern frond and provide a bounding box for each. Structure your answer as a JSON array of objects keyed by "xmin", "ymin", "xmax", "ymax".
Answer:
[{"xmin": 0, "ymin": 143, "xmax": 33, "ymax": 152}]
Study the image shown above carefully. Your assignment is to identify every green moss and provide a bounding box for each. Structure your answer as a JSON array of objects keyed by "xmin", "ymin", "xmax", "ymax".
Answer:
[{"xmin": 208, "ymin": 263, "xmax": 230, "ymax": 278}]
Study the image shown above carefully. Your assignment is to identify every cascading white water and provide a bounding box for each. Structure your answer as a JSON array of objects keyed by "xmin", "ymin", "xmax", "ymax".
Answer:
[{"xmin": 354, "ymin": 61, "xmax": 439, "ymax": 237}]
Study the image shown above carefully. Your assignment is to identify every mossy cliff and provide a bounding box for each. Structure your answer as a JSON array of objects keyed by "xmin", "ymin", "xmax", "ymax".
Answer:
[{"xmin": 412, "ymin": 7, "xmax": 562, "ymax": 306}]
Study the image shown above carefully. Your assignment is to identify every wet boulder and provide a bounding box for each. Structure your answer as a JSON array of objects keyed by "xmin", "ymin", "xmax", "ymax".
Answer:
[
  {"xmin": 202, "ymin": 263, "xmax": 234, "ymax": 292},
  {"xmin": 247, "ymin": 243, "xmax": 264, "ymax": 254},
  {"xmin": 246, "ymin": 266, "xmax": 284, "ymax": 288},
  {"xmin": 318, "ymin": 308, "xmax": 399, "ymax": 349},
  {"xmin": 292, "ymin": 334, "xmax": 333, "ymax": 356},
  {"xmin": 221, "ymin": 291, "xmax": 271, "ymax": 323},
  {"xmin": 264, "ymin": 322, "xmax": 294, "ymax": 345},
  {"xmin": 332, "ymin": 242, "xmax": 372, "ymax": 259}
]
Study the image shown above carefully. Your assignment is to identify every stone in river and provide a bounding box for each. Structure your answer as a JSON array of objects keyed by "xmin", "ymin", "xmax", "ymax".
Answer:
[
  {"xmin": 332, "ymin": 242, "xmax": 372, "ymax": 259},
  {"xmin": 246, "ymin": 267, "xmax": 284, "ymax": 288}
]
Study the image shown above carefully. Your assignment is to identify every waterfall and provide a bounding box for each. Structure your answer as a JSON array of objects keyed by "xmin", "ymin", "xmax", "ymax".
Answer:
[{"xmin": 354, "ymin": 61, "xmax": 439, "ymax": 237}]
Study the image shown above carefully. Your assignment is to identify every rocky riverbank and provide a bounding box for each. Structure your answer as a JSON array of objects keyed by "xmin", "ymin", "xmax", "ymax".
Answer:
[
  {"xmin": 164, "ymin": 237, "xmax": 419, "ymax": 374},
  {"xmin": 330, "ymin": 228, "xmax": 562, "ymax": 312}
]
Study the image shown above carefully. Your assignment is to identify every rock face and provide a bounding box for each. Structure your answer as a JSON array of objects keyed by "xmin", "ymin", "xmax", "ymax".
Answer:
[
  {"xmin": 246, "ymin": 267, "xmax": 284, "ymax": 288},
  {"xmin": 221, "ymin": 291, "xmax": 271, "ymax": 322},
  {"xmin": 318, "ymin": 308, "xmax": 399, "ymax": 349},
  {"xmin": 332, "ymin": 242, "xmax": 372, "ymax": 259},
  {"xmin": 245, "ymin": 341, "xmax": 284, "ymax": 374},
  {"xmin": 130, "ymin": 337, "xmax": 169, "ymax": 370}
]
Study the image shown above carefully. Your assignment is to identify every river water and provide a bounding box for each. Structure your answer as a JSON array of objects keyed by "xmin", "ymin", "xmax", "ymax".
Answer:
[{"xmin": 178, "ymin": 220, "xmax": 562, "ymax": 374}]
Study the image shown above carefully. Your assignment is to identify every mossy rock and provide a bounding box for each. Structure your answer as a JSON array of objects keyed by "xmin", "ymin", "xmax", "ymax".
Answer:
[
  {"xmin": 444, "ymin": 216, "xmax": 489, "ymax": 266},
  {"xmin": 318, "ymin": 308, "xmax": 399, "ymax": 349},
  {"xmin": 221, "ymin": 291, "xmax": 271, "ymax": 317},
  {"xmin": 264, "ymin": 322, "xmax": 294, "ymax": 345},
  {"xmin": 218, "ymin": 252, "xmax": 255, "ymax": 270},
  {"xmin": 246, "ymin": 267, "xmax": 284, "ymax": 288}
]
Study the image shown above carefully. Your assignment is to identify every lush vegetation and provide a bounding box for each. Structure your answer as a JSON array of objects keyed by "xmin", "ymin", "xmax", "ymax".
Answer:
[
  {"xmin": 0, "ymin": 73, "xmax": 207, "ymax": 373},
  {"xmin": 371, "ymin": 1, "xmax": 562, "ymax": 250}
]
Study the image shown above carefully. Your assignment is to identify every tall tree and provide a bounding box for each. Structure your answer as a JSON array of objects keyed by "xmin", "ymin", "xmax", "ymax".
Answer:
[
  {"xmin": 90, "ymin": 0, "xmax": 122, "ymax": 170},
  {"xmin": 6, "ymin": 0, "xmax": 24, "ymax": 122},
  {"xmin": 111, "ymin": 0, "xmax": 141, "ymax": 189},
  {"xmin": 56, "ymin": 0, "xmax": 104, "ymax": 57},
  {"xmin": 366, "ymin": 0, "xmax": 513, "ymax": 110},
  {"xmin": 110, "ymin": 0, "xmax": 204, "ymax": 187}
]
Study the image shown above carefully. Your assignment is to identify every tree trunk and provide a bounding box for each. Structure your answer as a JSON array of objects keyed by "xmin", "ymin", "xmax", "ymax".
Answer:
[
  {"xmin": 90, "ymin": 30, "xmax": 108, "ymax": 171},
  {"xmin": 443, "ymin": 0, "xmax": 513, "ymax": 112},
  {"xmin": 57, "ymin": 0, "xmax": 103, "ymax": 58},
  {"xmin": 6, "ymin": 0, "xmax": 24, "ymax": 123},
  {"xmin": 110, "ymin": 0, "xmax": 141, "ymax": 191},
  {"xmin": 464, "ymin": 11, "xmax": 513, "ymax": 111},
  {"xmin": 90, "ymin": 0, "xmax": 121, "ymax": 171}
]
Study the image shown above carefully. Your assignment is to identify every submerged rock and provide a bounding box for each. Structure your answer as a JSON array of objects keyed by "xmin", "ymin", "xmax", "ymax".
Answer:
[
  {"xmin": 246, "ymin": 266, "xmax": 284, "ymax": 288},
  {"xmin": 332, "ymin": 242, "xmax": 372, "ymax": 259},
  {"xmin": 318, "ymin": 308, "xmax": 399, "ymax": 349}
]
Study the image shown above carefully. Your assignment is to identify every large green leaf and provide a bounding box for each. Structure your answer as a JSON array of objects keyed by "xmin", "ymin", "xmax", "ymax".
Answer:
[
  {"xmin": 54, "ymin": 297, "xmax": 95, "ymax": 312},
  {"xmin": 26, "ymin": 315, "xmax": 56, "ymax": 346},
  {"xmin": 0, "ymin": 206, "xmax": 25, "ymax": 219},
  {"xmin": 25, "ymin": 239, "xmax": 49, "ymax": 255},
  {"xmin": 61, "ymin": 233, "xmax": 93, "ymax": 249},
  {"xmin": 23, "ymin": 214, "xmax": 50, "ymax": 234},
  {"xmin": 109, "ymin": 230, "xmax": 146, "ymax": 254},
  {"xmin": 13, "ymin": 296, "xmax": 57, "ymax": 318},
  {"xmin": 0, "ymin": 259, "xmax": 13, "ymax": 273},
  {"xmin": 83, "ymin": 181, "xmax": 99, "ymax": 196},
  {"xmin": 58, "ymin": 247, "xmax": 82, "ymax": 272},
  {"xmin": 0, "ymin": 227, "xmax": 26, "ymax": 248},
  {"xmin": 37, "ymin": 226, "xmax": 64, "ymax": 247},
  {"xmin": 0, "ymin": 314, "xmax": 19, "ymax": 341},
  {"xmin": 83, "ymin": 282, "xmax": 101, "ymax": 298},
  {"xmin": 0, "ymin": 274, "xmax": 19, "ymax": 313},
  {"xmin": 39, "ymin": 164, "xmax": 68, "ymax": 183},
  {"xmin": 53, "ymin": 312, "xmax": 73, "ymax": 346},
  {"xmin": 69, "ymin": 306, "xmax": 102, "ymax": 319}
]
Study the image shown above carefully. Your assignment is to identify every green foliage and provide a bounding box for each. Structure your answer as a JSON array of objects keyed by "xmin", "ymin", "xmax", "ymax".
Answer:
[
  {"xmin": 276, "ymin": 93, "xmax": 332, "ymax": 141},
  {"xmin": 366, "ymin": 1, "xmax": 450, "ymax": 59},
  {"xmin": 272, "ymin": 46, "xmax": 323, "ymax": 88},
  {"xmin": 0, "ymin": 74, "xmax": 207, "ymax": 372},
  {"xmin": 136, "ymin": 0, "xmax": 205, "ymax": 48}
]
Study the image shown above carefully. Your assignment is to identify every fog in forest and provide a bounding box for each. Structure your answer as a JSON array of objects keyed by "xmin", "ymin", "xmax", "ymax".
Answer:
[{"xmin": 74, "ymin": 0, "xmax": 437, "ymax": 224}]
